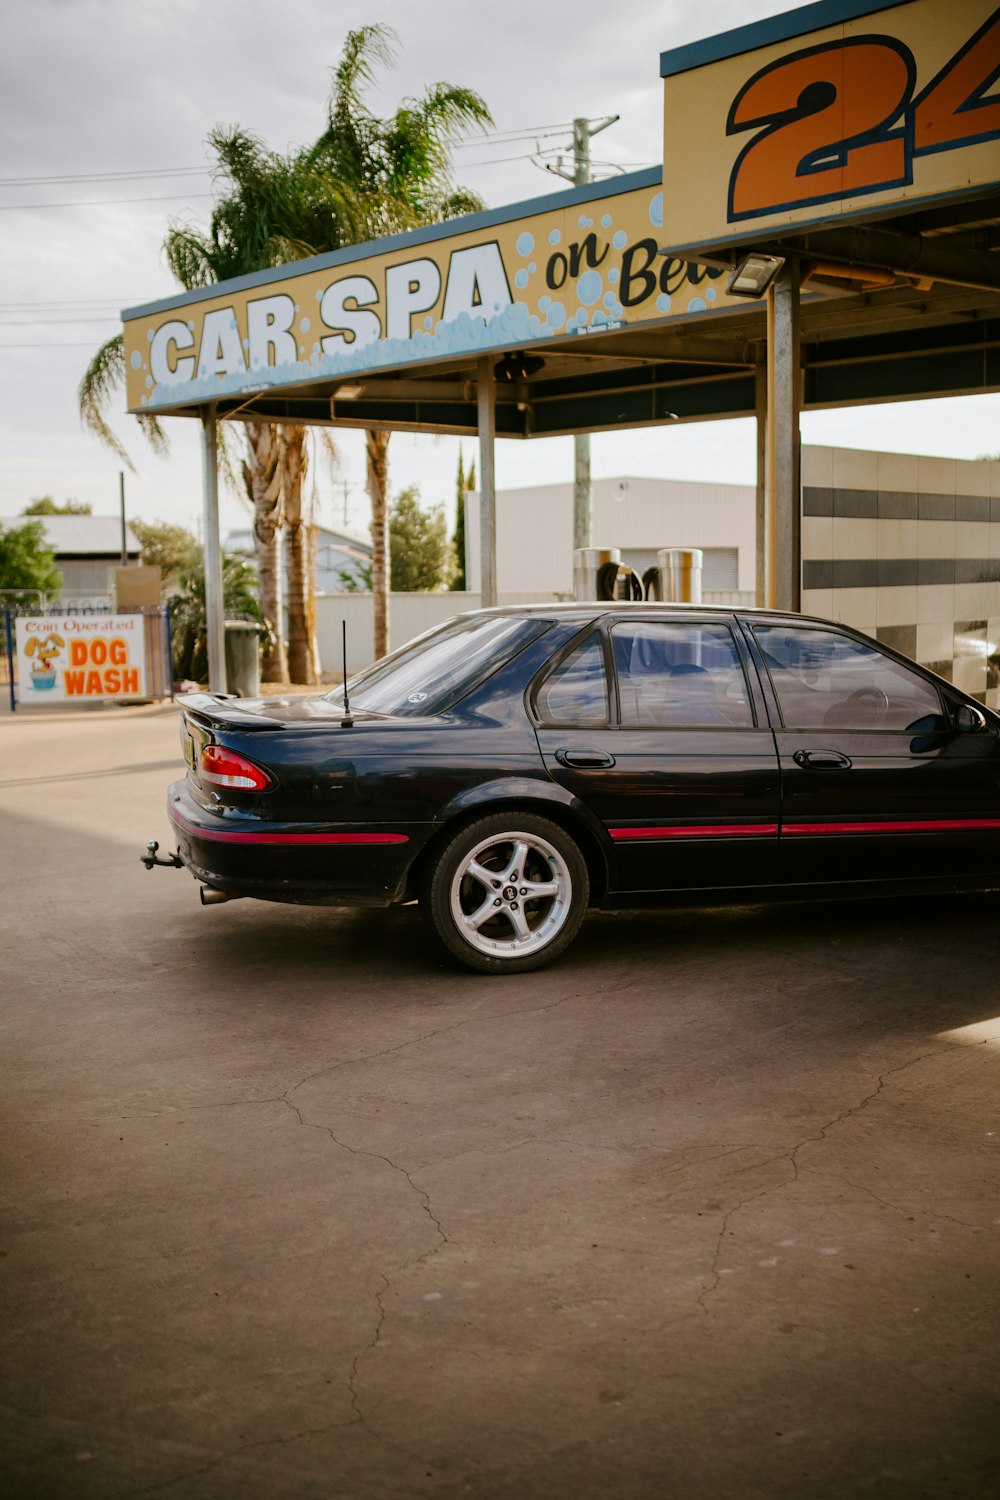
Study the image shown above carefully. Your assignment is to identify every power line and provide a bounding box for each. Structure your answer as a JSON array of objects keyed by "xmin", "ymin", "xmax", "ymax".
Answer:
[
  {"xmin": 0, "ymin": 313, "xmax": 122, "ymax": 322},
  {"xmin": 0, "ymin": 125, "xmax": 575, "ymax": 189},
  {"xmin": 0, "ymin": 166, "xmax": 212, "ymax": 188},
  {"xmin": 0, "ymin": 191, "xmax": 216, "ymax": 211}
]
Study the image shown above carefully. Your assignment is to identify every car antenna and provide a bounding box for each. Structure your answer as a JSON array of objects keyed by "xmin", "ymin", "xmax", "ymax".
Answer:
[{"xmin": 341, "ymin": 618, "xmax": 354, "ymax": 727}]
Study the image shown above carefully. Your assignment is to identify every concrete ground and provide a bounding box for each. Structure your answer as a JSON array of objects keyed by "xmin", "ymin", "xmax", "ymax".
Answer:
[{"xmin": 2, "ymin": 702, "xmax": 999, "ymax": 1500}]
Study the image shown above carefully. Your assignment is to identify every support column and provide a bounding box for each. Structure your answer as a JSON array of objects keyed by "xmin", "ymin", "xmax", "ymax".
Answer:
[
  {"xmin": 477, "ymin": 356, "xmax": 497, "ymax": 608},
  {"xmin": 201, "ymin": 404, "xmax": 227, "ymax": 693},
  {"xmin": 573, "ymin": 433, "xmax": 591, "ymax": 550},
  {"xmin": 766, "ymin": 266, "xmax": 802, "ymax": 613},
  {"xmin": 754, "ymin": 361, "xmax": 767, "ymax": 609}
]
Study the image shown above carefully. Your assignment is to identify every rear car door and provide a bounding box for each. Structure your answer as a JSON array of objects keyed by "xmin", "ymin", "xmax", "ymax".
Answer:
[
  {"xmin": 747, "ymin": 621, "xmax": 1000, "ymax": 886},
  {"xmin": 533, "ymin": 617, "xmax": 780, "ymax": 896}
]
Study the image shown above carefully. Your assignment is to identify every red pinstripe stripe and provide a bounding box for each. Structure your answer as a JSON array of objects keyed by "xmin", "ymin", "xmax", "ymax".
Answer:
[
  {"xmin": 609, "ymin": 818, "xmax": 1000, "ymax": 841},
  {"xmin": 172, "ymin": 811, "xmax": 408, "ymax": 845},
  {"xmin": 783, "ymin": 818, "xmax": 1000, "ymax": 836},
  {"xmin": 610, "ymin": 824, "xmax": 778, "ymax": 840}
]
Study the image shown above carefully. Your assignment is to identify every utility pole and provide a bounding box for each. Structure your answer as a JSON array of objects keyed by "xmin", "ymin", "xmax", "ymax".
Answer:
[
  {"xmin": 547, "ymin": 115, "xmax": 618, "ymax": 550},
  {"xmin": 118, "ymin": 471, "xmax": 127, "ymax": 566}
]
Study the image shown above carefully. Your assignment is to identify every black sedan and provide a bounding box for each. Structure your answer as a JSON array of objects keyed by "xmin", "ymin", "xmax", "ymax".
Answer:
[{"xmin": 157, "ymin": 604, "xmax": 1000, "ymax": 973}]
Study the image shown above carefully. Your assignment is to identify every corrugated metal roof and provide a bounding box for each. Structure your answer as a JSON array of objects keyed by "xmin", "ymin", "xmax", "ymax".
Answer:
[{"xmin": 36, "ymin": 515, "xmax": 141, "ymax": 556}]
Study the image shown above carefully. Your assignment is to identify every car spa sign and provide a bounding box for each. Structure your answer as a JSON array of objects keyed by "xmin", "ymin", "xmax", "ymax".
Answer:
[
  {"xmin": 661, "ymin": 0, "xmax": 1000, "ymax": 253},
  {"xmin": 16, "ymin": 616, "xmax": 147, "ymax": 702},
  {"xmin": 122, "ymin": 173, "xmax": 743, "ymax": 414}
]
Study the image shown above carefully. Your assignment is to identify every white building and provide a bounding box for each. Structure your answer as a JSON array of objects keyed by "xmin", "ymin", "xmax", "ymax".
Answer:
[{"xmin": 463, "ymin": 475, "xmax": 756, "ymax": 599}]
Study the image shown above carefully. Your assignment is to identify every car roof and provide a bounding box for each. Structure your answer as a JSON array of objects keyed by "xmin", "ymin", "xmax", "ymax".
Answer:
[{"xmin": 463, "ymin": 602, "xmax": 827, "ymax": 627}]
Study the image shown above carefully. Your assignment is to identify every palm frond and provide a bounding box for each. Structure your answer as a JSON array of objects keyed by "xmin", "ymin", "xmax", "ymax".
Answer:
[{"xmin": 78, "ymin": 334, "xmax": 136, "ymax": 468}]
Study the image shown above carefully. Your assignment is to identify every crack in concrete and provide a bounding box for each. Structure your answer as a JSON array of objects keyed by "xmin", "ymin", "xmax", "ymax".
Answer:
[
  {"xmin": 277, "ymin": 1095, "xmax": 448, "ymax": 1256},
  {"xmin": 696, "ymin": 1047, "xmax": 948, "ymax": 1313},
  {"xmin": 276, "ymin": 1094, "xmax": 446, "ymax": 1469},
  {"xmin": 809, "ymin": 1166, "xmax": 992, "ymax": 1233},
  {"xmin": 107, "ymin": 1419, "xmax": 357, "ymax": 1499}
]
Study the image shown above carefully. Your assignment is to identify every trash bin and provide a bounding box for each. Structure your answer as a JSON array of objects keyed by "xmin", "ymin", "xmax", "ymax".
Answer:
[
  {"xmin": 224, "ymin": 620, "xmax": 263, "ymax": 697},
  {"xmin": 657, "ymin": 548, "xmax": 704, "ymax": 604}
]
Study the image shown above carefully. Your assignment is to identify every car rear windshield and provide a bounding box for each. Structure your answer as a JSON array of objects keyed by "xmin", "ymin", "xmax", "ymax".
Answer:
[{"xmin": 325, "ymin": 615, "xmax": 550, "ymax": 717}]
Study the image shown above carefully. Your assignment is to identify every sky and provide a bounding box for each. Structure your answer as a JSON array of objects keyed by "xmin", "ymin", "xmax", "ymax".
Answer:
[{"xmin": 2, "ymin": 0, "xmax": 998, "ymax": 547}]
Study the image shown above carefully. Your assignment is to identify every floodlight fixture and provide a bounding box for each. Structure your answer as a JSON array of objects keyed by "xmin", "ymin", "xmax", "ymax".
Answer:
[
  {"xmin": 724, "ymin": 253, "xmax": 786, "ymax": 298},
  {"xmin": 334, "ymin": 384, "xmax": 365, "ymax": 400}
]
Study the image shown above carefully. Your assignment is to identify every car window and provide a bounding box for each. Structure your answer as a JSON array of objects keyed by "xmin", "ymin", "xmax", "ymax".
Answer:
[
  {"xmin": 753, "ymin": 625, "xmax": 943, "ymax": 730},
  {"xmin": 533, "ymin": 631, "xmax": 609, "ymax": 726},
  {"xmin": 328, "ymin": 615, "xmax": 549, "ymax": 717},
  {"xmin": 610, "ymin": 621, "xmax": 754, "ymax": 727}
]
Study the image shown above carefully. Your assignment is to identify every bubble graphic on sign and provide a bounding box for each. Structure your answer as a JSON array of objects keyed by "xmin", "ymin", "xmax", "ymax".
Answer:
[
  {"xmin": 578, "ymin": 216, "xmax": 593, "ymax": 228},
  {"xmin": 613, "ymin": 230, "xmax": 628, "ymax": 250},
  {"xmin": 657, "ymin": 293, "xmax": 672, "ymax": 314},
  {"xmin": 539, "ymin": 295, "xmax": 551, "ymax": 312},
  {"xmin": 608, "ymin": 267, "xmax": 620, "ymax": 284},
  {"xmin": 549, "ymin": 228, "xmax": 561, "ymax": 246},
  {"xmin": 300, "ymin": 317, "xmax": 310, "ymax": 333},
  {"xmin": 687, "ymin": 297, "xmax": 707, "ymax": 313},
  {"xmin": 576, "ymin": 271, "xmax": 602, "ymax": 307},
  {"xmin": 649, "ymin": 193, "xmax": 663, "ymax": 228},
  {"xmin": 601, "ymin": 214, "xmax": 612, "ymax": 228},
  {"xmin": 514, "ymin": 268, "xmax": 529, "ymax": 289},
  {"xmin": 130, "ymin": 351, "xmax": 142, "ymax": 370},
  {"xmin": 706, "ymin": 287, "xmax": 717, "ymax": 302},
  {"xmin": 547, "ymin": 301, "xmax": 566, "ymax": 329},
  {"xmin": 516, "ymin": 232, "xmax": 534, "ymax": 257}
]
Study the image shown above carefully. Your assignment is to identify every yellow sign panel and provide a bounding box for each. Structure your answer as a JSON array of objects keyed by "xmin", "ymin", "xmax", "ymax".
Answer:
[
  {"xmin": 123, "ymin": 176, "xmax": 745, "ymax": 414},
  {"xmin": 661, "ymin": 0, "xmax": 1000, "ymax": 252}
]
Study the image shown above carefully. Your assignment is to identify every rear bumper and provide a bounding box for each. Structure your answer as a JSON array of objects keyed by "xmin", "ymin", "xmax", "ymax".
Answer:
[{"xmin": 167, "ymin": 779, "xmax": 427, "ymax": 906}]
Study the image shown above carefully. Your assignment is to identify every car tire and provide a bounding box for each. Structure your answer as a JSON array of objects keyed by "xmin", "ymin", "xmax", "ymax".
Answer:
[{"xmin": 422, "ymin": 812, "xmax": 589, "ymax": 974}]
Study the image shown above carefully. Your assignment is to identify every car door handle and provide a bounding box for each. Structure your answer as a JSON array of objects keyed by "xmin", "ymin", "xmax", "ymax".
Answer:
[
  {"xmin": 555, "ymin": 748, "xmax": 616, "ymax": 769},
  {"xmin": 793, "ymin": 749, "xmax": 853, "ymax": 770}
]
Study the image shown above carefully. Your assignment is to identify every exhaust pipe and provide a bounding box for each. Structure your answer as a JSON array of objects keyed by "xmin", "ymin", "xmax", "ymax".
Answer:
[{"xmin": 200, "ymin": 886, "xmax": 241, "ymax": 906}]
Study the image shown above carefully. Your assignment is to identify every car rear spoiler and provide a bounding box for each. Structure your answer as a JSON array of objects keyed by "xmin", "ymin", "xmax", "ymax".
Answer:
[{"xmin": 179, "ymin": 693, "xmax": 286, "ymax": 732}]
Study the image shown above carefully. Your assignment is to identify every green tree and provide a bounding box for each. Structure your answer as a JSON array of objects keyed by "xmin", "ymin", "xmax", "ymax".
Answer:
[
  {"xmin": 0, "ymin": 519, "xmax": 62, "ymax": 603},
  {"xmin": 169, "ymin": 555, "xmax": 268, "ymax": 684},
  {"xmin": 130, "ymin": 519, "xmax": 200, "ymax": 587},
  {"xmin": 22, "ymin": 497, "xmax": 93, "ymax": 516},
  {"xmin": 450, "ymin": 449, "xmax": 474, "ymax": 590},
  {"xmin": 389, "ymin": 485, "xmax": 453, "ymax": 591}
]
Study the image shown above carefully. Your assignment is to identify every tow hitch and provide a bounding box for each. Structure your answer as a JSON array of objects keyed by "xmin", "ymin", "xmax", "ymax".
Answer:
[{"xmin": 141, "ymin": 839, "xmax": 183, "ymax": 871}]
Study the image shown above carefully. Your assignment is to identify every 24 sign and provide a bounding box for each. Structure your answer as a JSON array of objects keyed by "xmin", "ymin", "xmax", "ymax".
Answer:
[{"xmin": 727, "ymin": 6, "xmax": 1000, "ymax": 221}]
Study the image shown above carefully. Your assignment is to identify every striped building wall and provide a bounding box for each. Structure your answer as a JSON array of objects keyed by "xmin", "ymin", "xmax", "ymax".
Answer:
[{"xmin": 800, "ymin": 447, "xmax": 1000, "ymax": 709}]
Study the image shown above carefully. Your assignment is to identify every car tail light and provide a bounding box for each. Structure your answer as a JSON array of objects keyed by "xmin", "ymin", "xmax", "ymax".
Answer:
[{"xmin": 198, "ymin": 744, "xmax": 273, "ymax": 790}]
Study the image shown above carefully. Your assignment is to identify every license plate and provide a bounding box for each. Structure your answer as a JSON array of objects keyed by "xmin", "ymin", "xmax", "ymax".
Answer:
[{"xmin": 180, "ymin": 720, "xmax": 198, "ymax": 771}]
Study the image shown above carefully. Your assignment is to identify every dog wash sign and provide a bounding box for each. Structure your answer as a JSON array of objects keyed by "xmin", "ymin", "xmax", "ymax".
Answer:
[{"xmin": 16, "ymin": 616, "xmax": 146, "ymax": 701}]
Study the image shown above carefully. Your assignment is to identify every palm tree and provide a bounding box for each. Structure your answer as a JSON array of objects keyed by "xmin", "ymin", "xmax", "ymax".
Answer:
[
  {"xmin": 305, "ymin": 24, "xmax": 492, "ymax": 657},
  {"xmin": 79, "ymin": 23, "xmax": 492, "ymax": 674}
]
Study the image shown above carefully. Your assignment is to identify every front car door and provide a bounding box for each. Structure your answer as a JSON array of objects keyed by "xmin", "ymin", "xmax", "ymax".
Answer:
[
  {"xmin": 533, "ymin": 616, "xmax": 780, "ymax": 896},
  {"xmin": 746, "ymin": 620, "xmax": 1000, "ymax": 888}
]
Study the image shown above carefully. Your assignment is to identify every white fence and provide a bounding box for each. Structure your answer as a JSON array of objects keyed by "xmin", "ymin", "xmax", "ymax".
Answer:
[{"xmin": 316, "ymin": 590, "xmax": 757, "ymax": 675}]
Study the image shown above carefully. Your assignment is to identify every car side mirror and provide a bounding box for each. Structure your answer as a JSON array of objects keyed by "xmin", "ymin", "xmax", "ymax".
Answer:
[{"xmin": 954, "ymin": 703, "xmax": 987, "ymax": 734}]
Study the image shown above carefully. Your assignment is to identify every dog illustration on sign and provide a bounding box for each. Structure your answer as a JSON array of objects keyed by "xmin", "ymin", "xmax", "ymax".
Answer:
[{"xmin": 24, "ymin": 632, "xmax": 65, "ymax": 690}]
